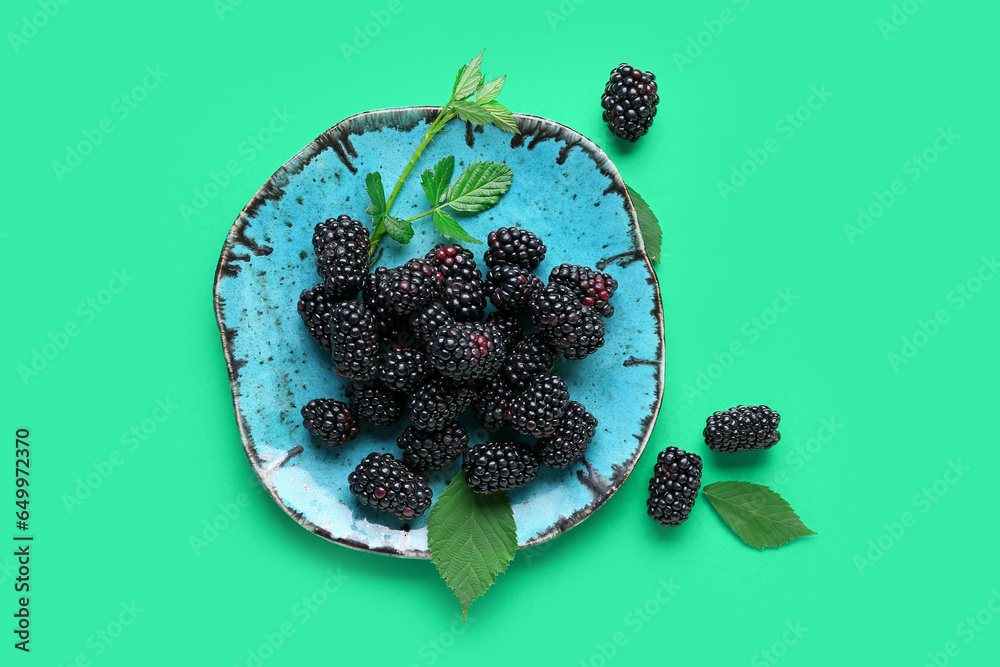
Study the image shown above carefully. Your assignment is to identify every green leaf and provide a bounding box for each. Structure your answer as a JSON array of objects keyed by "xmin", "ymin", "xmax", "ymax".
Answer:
[
  {"xmin": 451, "ymin": 100, "xmax": 495, "ymax": 127},
  {"xmin": 433, "ymin": 210, "xmax": 482, "ymax": 245},
  {"xmin": 420, "ymin": 156, "xmax": 455, "ymax": 207},
  {"xmin": 382, "ymin": 215, "xmax": 414, "ymax": 245},
  {"xmin": 446, "ymin": 161, "xmax": 513, "ymax": 213},
  {"xmin": 703, "ymin": 481, "xmax": 816, "ymax": 549},
  {"xmin": 479, "ymin": 101, "xmax": 519, "ymax": 134},
  {"xmin": 626, "ymin": 184, "xmax": 661, "ymax": 262},
  {"xmin": 428, "ymin": 472, "xmax": 517, "ymax": 620},
  {"xmin": 365, "ymin": 172, "xmax": 386, "ymax": 216},
  {"xmin": 475, "ymin": 76, "xmax": 506, "ymax": 104},
  {"xmin": 452, "ymin": 51, "xmax": 484, "ymax": 100}
]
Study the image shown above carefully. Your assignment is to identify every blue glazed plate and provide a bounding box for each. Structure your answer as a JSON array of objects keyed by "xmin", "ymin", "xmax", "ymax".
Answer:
[{"xmin": 214, "ymin": 107, "xmax": 663, "ymax": 558}]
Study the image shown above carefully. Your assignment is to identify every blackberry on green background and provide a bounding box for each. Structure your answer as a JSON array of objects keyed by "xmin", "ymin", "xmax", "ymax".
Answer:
[
  {"xmin": 485, "ymin": 264, "xmax": 543, "ymax": 312},
  {"xmin": 442, "ymin": 278, "xmax": 487, "ymax": 322},
  {"xmin": 548, "ymin": 263, "xmax": 618, "ymax": 318},
  {"xmin": 300, "ymin": 398, "xmax": 359, "ymax": 447},
  {"xmin": 601, "ymin": 63, "xmax": 659, "ymax": 142},
  {"xmin": 647, "ymin": 446, "xmax": 702, "ymax": 527},
  {"xmin": 408, "ymin": 301, "xmax": 455, "ymax": 346},
  {"xmin": 462, "ymin": 442, "xmax": 540, "ymax": 494},
  {"xmin": 483, "ymin": 310, "xmax": 524, "ymax": 346},
  {"xmin": 313, "ymin": 215, "xmax": 369, "ymax": 301},
  {"xmin": 426, "ymin": 323, "xmax": 506, "ymax": 381},
  {"xmin": 502, "ymin": 333, "xmax": 558, "ymax": 391},
  {"xmin": 348, "ymin": 452, "xmax": 432, "ymax": 520},
  {"xmin": 409, "ymin": 376, "xmax": 478, "ymax": 432},
  {"xmin": 704, "ymin": 405, "xmax": 781, "ymax": 453},
  {"xmin": 529, "ymin": 284, "xmax": 606, "ymax": 360},
  {"xmin": 347, "ymin": 381, "xmax": 404, "ymax": 426},
  {"xmin": 378, "ymin": 345, "xmax": 430, "ymax": 393},
  {"xmin": 425, "ymin": 243, "xmax": 482, "ymax": 283},
  {"xmin": 506, "ymin": 373, "xmax": 569, "ymax": 438},
  {"xmin": 474, "ymin": 375, "xmax": 514, "ymax": 432},
  {"xmin": 535, "ymin": 401, "xmax": 597, "ymax": 468},
  {"xmin": 297, "ymin": 284, "xmax": 335, "ymax": 350},
  {"xmin": 328, "ymin": 301, "xmax": 380, "ymax": 382},
  {"xmin": 396, "ymin": 423, "xmax": 469, "ymax": 472},
  {"xmin": 483, "ymin": 227, "xmax": 547, "ymax": 270}
]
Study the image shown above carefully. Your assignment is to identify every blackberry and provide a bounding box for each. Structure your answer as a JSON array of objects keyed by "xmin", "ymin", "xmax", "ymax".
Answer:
[
  {"xmin": 348, "ymin": 452, "xmax": 431, "ymax": 520},
  {"xmin": 409, "ymin": 376, "xmax": 477, "ymax": 432},
  {"xmin": 442, "ymin": 279, "xmax": 487, "ymax": 322},
  {"xmin": 362, "ymin": 269, "xmax": 404, "ymax": 337},
  {"xmin": 548, "ymin": 264, "xmax": 618, "ymax": 318},
  {"xmin": 312, "ymin": 214, "xmax": 368, "ymax": 255},
  {"xmin": 462, "ymin": 442, "xmax": 539, "ymax": 494},
  {"xmin": 347, "ymin": 381, "xmax": 404, "ymax": 426},
  {"xmin": 407, "ymin": 301, "xmax": 455, "ymax": 346},
  {"xmin": 474, "ymin": 376, "xmax": 514, "ymax": 432},
  {"xmin": 300, "ymin": 398, "xmax": 360, "ymax": 447},
  {"xmin": 396, "ymin": 423, "xmax": 469, "ymax": 472},
  {"xmin": 704, "ymin": 405, "xmax": 781, "ymax": 453},
  {"xmin": 328, "ymin": 301, "xmax": 380, "ymax": 382},
  {"xmin": 535, "ymin": 401, "xmax": 597, "ymax": 468},
  {"xmin": 484, "ymin": 310, "xmax": 524, "ymax": 346},
  {"xmin": 426, "ymin": 323, "xmax": 506, "ymax": 381},
  {"xmin": 483, "ymin": 227, "xmax": 547, "ymax": 270},
  {"xmin": 601, "ymin": 63, "xmax": 659, "ymax": 142},
  {"xmin": 297, "ymin": 284, "xmax": 335, "ymax": 350},
  {"xmin": 484, "ymin": 264, "xmax": 544, "ymax": 312},
  {"xmin": 502, "ymin": 333, "xmax": 558, "ymax": 391},
  {"xmin": 506, "ymin": 373, "xmax": 569, "ymax": 439},
  {"xmin": 646, "ymin": 446, "xmax": 702, "ymax": 526},
  {"xmin": 529, "ymin": 284, "xmax": 605, "ymax": 360},
  {"xmin": 313, "ymin": 216, "xmax": 369, "ymax": 301},
  {"xmin": 383, "ymin": 259, "xmax": 445, "ymax": 315},
  {"xmin": 425, "ymin": 243, "xmax": 482, "ymax": 283},
  {"xmin": 378, "ymin": 345, "xmax": 430, "ymax": 393}
]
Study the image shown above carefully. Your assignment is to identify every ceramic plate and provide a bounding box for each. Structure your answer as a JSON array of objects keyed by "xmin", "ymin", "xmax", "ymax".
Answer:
[{"xmin": 214, "ymin": 107, "xmax": 664, "ymax": 558}]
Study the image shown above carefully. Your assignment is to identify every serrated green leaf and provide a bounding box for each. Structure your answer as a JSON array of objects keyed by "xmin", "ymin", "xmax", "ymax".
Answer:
[
  {"xmin": 420, "ymin": 155, "xmax": 455, "ymax": 207},
  {"xmin": 429, "ymin": 472, "xmax": 517, "ymax": 620},
  {"xmin": 365, "ymin": 172, "xmax": 386, "ymax": 216},
  {"xmin": 479, "ymin": 101, "xmax": 519, "ymax": 134},
  {"xmin": 704, "ymin": 481, "xmax": 816, "ymax": 549},
  {"xmin": 451, "ymin": 100, "xmax": 495, "ymax": 127},
  {"xmin": 433, "ymin": 209, "xmax": 482, "ymax": 245},
  {"xmin": 475, "ymin": 76, "xmax": 506, "ymax": 104},
  {"xmin": 382, "ymin": 215, "xmax": 414, "ymax": 245},
  {"xmin": 446, "ymin": 161, "xmax": 513, "ymax": 213},
  {"xmin": 452, "ymin": 51, "xmax": 484, "ymax": 100},
  {"xmin": 625, "ymin": 184, "xmax": 661, "ymax": 262}
]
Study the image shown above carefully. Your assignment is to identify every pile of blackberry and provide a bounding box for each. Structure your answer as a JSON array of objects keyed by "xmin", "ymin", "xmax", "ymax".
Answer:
[{"xmin": 296, "ymin": 219, "xmax": 618, "ymax": 518}]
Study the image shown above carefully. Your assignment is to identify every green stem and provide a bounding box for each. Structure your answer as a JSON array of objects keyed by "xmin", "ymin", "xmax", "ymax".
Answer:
[{"xmin": 369, "ymin": 105, "xmax": 456, "ymax": 259}]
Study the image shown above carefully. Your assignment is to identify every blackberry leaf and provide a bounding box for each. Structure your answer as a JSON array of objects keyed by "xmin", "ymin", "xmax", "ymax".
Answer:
[
  {"xmin": 480, "ymin": 101, "xmax": 518, "ymax": 134},
  {"xmin": 452, "ymin": 51, "xmax": 484, "ymax": 100},
  {"xmin": 626, "ymin": 184, "xmax": 661, "ymax": 262},
  {"xmin": 421, "ymin": 156, "xmax": 455, "ymax": 207},
  {"xmin": 429, "ymin": 472, "xmax": 517, "ymax": 621},
  {"xmin": 383, "ymin": 215, "xmax": 414, "ymax": 244},
  {"xmin": 365, "ymin": 171, "xmax": 387, "ymax": 216},
  {"xmin": 433, "ymin": 210, "xmax": 481, "ymax": 245},
  {"xmin": 452, "ymin": 100, "xmax": 495, "ymax": 127},
  {"xmin": 476, "ymin": 76, "xmax": 506, "ymax": 104},
  {"xmin": 447, "ymin": 161, "xmax": 513, "ymax": 213},
  {"xmin": 703, "ymin": 481, "xmax": 816, "ymax": 549}
]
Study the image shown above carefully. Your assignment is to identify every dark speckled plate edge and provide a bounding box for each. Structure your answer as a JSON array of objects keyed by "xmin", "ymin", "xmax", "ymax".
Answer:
[{"xmin": 212, "ymin": 106, "xmax": 665, "ymax": 559}]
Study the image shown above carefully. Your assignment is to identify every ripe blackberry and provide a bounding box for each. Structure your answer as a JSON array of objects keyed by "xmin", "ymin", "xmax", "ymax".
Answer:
[
  {"xmin": 396, "ymin": 423, "xmax": 469, "ymax": 472},
  {"xmin": 484, "ymin": 264, "xmax": 543, "ymax": 312},
  {"xmin": 425, "ymin": 243, "xmax": 482, "ymax": 283},
  {"xmin": 347, "ymin": 381, "xmax": 404, "ymax": 426},
  {"xmin": 442, "ymin": 279, "xmax": 487, "ymax": 322},
  {"xmin": 506, "ymin": 373, "xmax": 569, "ymax": 439},
  {"xmin": 529, "ymin": 284, "xmax": 605, "ymax": 360},
  {"xmin": 362, "ymin": 269, "xmax": 404, "ymax": 337},
  {"xmin": 297, "ymin": 284, "xmax": 335, "ymax": 350},
  {"xmin": 383, "ymin": 259, "xmax": 445, "ymax": 315},
  {"xmin": 704, "ymin": 405, "xmax": 781, "ymax": 453},
  {"xmin": 647, "ymin": 446, "xmax": 702, "ymax": 526},
  {"xmin": 313, "ymin": 216, "xmax": 369, "ymax": 301},
  {"xmin": 502, "ymin": 333, "xmax": 558, "ymax": 391},
  {"xmin": 408, "ymin": 301, "xmax": 455, "ymax": 346},
  {"xmin": 462, "ymin": 442, "xmax": 539, "ymax": 494},
  {"xmin": 426, "ymin": 323, "xmax": 506, "ymax": 381},
  {"xmin": 312, "ymin": 214, "xmax": 368, "ymax": 255},
  {"xmin": 474, "ymin": 376, "xmax": 514, "ymax": 432},
  {"xmin": 601, "ymin": 63, "xmax": 659, "ymax": 142},
  {"xmin": 378, "ymin": 345, "xmax": 430, "ymax": 393},
  {"xmin": 548, "ymin": 264, "xmax": 618, "ymax": 318},
  {"xmin": 535, "ymin": 401, "xmax": 597, "ymax": 468},
  {"xmin": 484, "ymin": 310, "xmax": 524, "ymax": 346},
  {"xmin": 348, "ymin": 452, "xmax": 431, "ymax": 520},
  {"xmin": 328, "ymin": 301, "xmax": 380, "ymax": 382},
  {"xmin": 409, "ymin": 376, "xmax": 477, "ymax": 432},
  {"xmin": 483, "ymin": 227, "xmax": 547, "ymax": 270},
  {"xmin": 300, "ymin": 398, "xmax": 360, "ymax": 446}
]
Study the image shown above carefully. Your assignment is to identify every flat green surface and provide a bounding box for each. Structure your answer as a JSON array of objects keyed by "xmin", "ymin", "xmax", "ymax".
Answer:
[{"xmin": 3, "ymin": 1, "xmax": 998, "ymax": 665}]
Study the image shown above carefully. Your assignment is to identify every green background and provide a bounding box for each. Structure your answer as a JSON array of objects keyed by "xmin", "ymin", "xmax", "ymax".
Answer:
[{"xmin": 4, "ymin": 0, "xmax": 998, "ymax": 665}]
